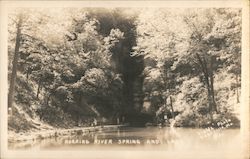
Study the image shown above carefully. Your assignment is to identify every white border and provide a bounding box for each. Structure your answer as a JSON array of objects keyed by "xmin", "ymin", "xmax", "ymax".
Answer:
[{"xmin": 0, "ymin": 1, "xmax": 249, "ymax": 159}]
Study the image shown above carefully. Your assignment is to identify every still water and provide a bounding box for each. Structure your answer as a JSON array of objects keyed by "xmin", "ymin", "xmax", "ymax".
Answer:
[{"xmin": 9, "ymin": 127, "xmax": 242, "ymax": 158}]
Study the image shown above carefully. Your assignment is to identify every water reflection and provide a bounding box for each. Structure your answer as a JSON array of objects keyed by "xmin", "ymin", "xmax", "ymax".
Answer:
[{"xmin": 9, "ymin": 127, "xmax": 241, "ymax": 153}]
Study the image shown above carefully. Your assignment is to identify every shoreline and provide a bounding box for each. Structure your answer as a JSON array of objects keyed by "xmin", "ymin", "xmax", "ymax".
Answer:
[{"xmin": 8, "ymin": 124, "xmax": 127, "ymax": 143}]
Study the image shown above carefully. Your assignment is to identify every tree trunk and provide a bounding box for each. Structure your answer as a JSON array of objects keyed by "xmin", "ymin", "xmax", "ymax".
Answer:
[
  {"xmin": 169, "ymin": 96, "xmax": 175, "ymax": 119},
  {"xmin": 209, "ymin": 70, "xmax": 217, "ymax": 112},
  {"xmin": 208, "ymin": 56, "xmax": 217, "ymax": 112},
  {"xmin": 37, "ymin": 81, "xmax": 42, "ymax": 99},
  {"xmin": 26, "ymin": 71, "xmax": 29, "ymax": 82},
  {"xmin": 195, "ymin": 53, "xmax": 217, "ymax": 117},
  {"xmin": 8, "ymin": 15, "xmax": 23, "ymax": 115},
  {"xmin": 205, "ymin": 79, "xmax": 213, "ymax": 113},
  {"xmin": 196, "ymin": 54, "xmax": 212, "ymax": 111}
]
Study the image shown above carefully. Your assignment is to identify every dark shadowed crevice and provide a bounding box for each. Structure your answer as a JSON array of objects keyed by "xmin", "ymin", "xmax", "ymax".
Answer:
[{"xmin": 91, "ymin": 9, "xmax": 145, "ymax": 124}]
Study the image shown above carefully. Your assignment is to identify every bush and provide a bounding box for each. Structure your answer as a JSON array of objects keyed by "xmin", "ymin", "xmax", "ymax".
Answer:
[
  {"xmin": 36, "ymin": 105, "xmax": 75, "ymax": 128},
  {"xmin": 174, "ymin": 110, "xmax": 197, "ymax": 127},
  {"xmin": 8, "ymin": 106, "xmax": 37, "ymax": 133}
]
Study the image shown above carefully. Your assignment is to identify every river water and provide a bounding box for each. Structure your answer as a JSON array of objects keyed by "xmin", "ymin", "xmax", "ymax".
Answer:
[{"xmin": 9, "ymin": 127, "xmax": 242, "ymax": 158}]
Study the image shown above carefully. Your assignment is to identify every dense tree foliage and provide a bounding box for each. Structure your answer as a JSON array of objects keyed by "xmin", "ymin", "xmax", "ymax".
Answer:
[
  {"xmin": 8, "ymin": 8, "xmax": 241, "ymax": 131},
  {"xmin": 133, "ymin": 8, "xmax": 241, "ymax": 127}
]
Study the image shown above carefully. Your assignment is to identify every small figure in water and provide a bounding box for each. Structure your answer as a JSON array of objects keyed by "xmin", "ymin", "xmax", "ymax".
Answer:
[
  {"xmin": 117, "ymin": 117, "xmax": 120, "ymax": 125},
  {"xmin": 93, "ymin": 118, "xmax": 97, "ymax": 127},
  {"xmin": 169, "ymin": 119, "xmax": 176, "ymax": 128}
]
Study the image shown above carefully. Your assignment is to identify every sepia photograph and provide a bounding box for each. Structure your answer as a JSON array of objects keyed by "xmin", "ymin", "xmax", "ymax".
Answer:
[{"xmin": 0, "ymin": 1, "xmax": 249, "ymax": 159}]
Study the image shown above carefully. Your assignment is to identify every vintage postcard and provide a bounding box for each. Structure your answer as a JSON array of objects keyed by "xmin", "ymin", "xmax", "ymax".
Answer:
[{"xmin": 0, "ymin": 0, "xmax": 249, "ymax": 159}]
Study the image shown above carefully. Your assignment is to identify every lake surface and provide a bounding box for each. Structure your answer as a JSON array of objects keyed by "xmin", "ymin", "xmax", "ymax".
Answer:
[{"xmin": 9, "ymin": 127, "xmax": 243, "ymax": 158}]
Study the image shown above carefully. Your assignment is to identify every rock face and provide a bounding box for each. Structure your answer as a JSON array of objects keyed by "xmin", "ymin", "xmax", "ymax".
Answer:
[{"xmin": 93, "ymin": 10, "xmax": 145, "ymax": 123}]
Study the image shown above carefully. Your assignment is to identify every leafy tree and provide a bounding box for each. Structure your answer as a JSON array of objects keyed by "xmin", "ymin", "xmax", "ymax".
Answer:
[
  {"xmin": 8, "ymin": 13, "xmax": 23, "ymax": 114},
  {"xmin": 133, "ymin": 8, "xmax": 241, "ymax": 126}
]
